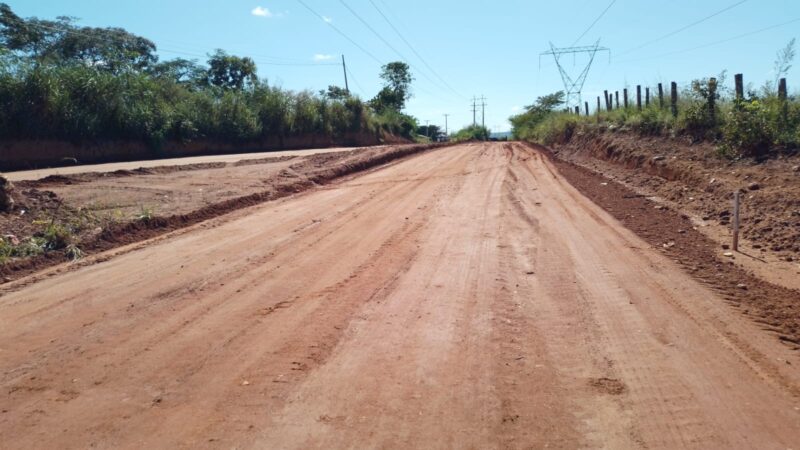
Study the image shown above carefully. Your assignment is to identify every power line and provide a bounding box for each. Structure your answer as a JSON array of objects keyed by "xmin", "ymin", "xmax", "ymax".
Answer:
[
  {"xmin": 615, "ymin": 17, "xmax": 800, "ymax": 64},
  {"xmin": 367, "ymin": 0, "xmax": 466, "ymax": 99},
  {"xmin": 572, "ymin": 0, "xmax": 617, "ymax": 46},
  {"xmin": 337, "ymin": 0, "xmax": 457, "ymax": 101},
  {"xmin": 294, "ymin": 0, "xmax": 384, "ymax": 65},
  {"xmin": 617, "ymin": 0, "xmax": 749, "ymax": 57},
  {"xmin": 345, "ymin": 66, "xmax": 367, "ymax": 96}
]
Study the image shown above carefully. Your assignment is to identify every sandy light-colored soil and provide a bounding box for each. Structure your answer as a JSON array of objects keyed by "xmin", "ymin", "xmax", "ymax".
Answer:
[
  {"xmin": 4, "ymin": 146, "xmax": 377, "ymax": 182},
  {"xmin": 1, "ymin": 142, "xmax": 799, "ymax": 449}
]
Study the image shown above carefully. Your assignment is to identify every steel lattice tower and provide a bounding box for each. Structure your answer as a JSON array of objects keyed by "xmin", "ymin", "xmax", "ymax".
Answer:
[{"xmin": 540, "ymin": 40, "xmax": 610, "ymax": 111}]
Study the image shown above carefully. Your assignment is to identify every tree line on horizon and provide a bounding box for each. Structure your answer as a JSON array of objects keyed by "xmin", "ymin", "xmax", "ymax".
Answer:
[{"xmin": 0, "ymin": 3, "xmax": 422, "ymax": 148}]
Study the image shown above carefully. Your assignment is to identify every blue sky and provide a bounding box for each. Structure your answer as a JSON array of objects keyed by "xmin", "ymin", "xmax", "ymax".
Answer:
[{"xmin": 11, "ymin": 0, "xmax": 800, "ymax": 132}]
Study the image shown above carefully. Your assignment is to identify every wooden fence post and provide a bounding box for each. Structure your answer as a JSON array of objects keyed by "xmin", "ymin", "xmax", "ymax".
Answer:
[
  {"xmin": 575, "ymin": 106, "xmax": 580, "ymax": 115},
  {"xmin": 615, "ymin": 91, "xmax": 619, "ymax": 109},
  {"xmin": 585, "ymin": 101, "xmax": 589, "ymax": 116},
  {"xmin": 623, "ymin": 88, "xmax": 629, "ymax": 109},
  {"xmin": 732, "ymin": 191, "xmax": 740, "ymax": 252},
  {"xmin": 670, "ymin": 82, "xmax": 678, "ymax": 118},
  {"xmin": 779, "ymin": 78, "xmax": 788, "ymax": 123},
  {"xmin": 708, "ymin": 77, "xmax": 717, "ymax": 122},
  {"xmin": 646, "ymin": 87, "xmax": 650, "ymax": 107},
  {"xmin": 658, "ymin": 83, "xmax": 664, "ymax": 108},
  {"xmin": 636, "ymin": 85, "xmax": 642, "ymax": 111},
  {"xmin": 735, "ymin": 73, "xmax": 744, "ymax": 100},
  {"xmin": 605, "ymin": 90, "xmax": 612, "ymax": 111},
  {"xmin": 604, "ymin": 90, "xmax": 609, "ymax": 111}
]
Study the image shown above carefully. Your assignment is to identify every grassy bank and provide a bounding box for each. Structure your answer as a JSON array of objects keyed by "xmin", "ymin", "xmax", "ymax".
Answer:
[{"xmin": 512, "ymin": 79, "xmax": 800, "ymax": 159}]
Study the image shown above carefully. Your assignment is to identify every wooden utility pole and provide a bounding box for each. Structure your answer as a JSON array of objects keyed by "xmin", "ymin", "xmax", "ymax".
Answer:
[
  {"xmin": 471, "ymin": 97, "xmax": 477, "ymax": 127},
  {"xmin": 480, "ymin": 96, "xmax": 487, "ymax": 132},
  {"xmin": 341, "ymin": 55, "xmax": 350, "ymax": 94}
]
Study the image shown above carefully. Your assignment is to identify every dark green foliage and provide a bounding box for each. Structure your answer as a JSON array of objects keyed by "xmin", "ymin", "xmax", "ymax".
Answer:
[
  {"xmin": 0, "ymin": 3, "xmax": 415, "ymax": 147},
  {"xmin": 370, "ymin": 61, "xmax": 413, "ymax": 112},
  {"xmin": 453, "ymin": 125, "xmax": 490, "ymax": 142},
  {"xmin": 205, "ymin": 49, "xmax": 257, "ymax": 90}
]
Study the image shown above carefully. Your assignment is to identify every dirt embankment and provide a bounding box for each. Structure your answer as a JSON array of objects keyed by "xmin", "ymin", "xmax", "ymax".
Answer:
[
  {"xmin": 527, "ymin": 135, "xmax": 800, "ymax": 347},
  {"xmin": 0, "ymin": 131, "xmax": 410, "ymax": 171},
  {"xmin": 550, "ymin": 131, "xmax": 800, "ymax": 263},
  {"xmin": 0, "ymin": 143, "xmax": 444, "ymax": 282}
]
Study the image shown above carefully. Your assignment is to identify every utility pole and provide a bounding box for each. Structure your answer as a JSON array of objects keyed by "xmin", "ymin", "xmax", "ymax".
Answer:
[
  {"xmin": 341, "ymin": 55, "xmax": 349, "ymax": 94},
  {"xmin": 471, "ymin": 97, "xmax": 478, "ymax": 127},
  {"xmin": 425, "ymin": 120, "xmax": 430, "ymax": 139},
  {"xmin": 480, "ymin": 95, "xmax": 487, "ymax": 131},
  {"xmin": 443, "ymin": 114, "xmax": 450, "ymax": 136}
]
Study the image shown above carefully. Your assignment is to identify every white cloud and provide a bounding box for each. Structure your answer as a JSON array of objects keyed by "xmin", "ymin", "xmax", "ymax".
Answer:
[
  {"xmin": 251, "ymin": 6, "xmax": 274, "ymax": 18},
  {"xmin": 313, "ymin": 54, "xmax": 334, "ymax": 62},
  {"xmin": 322, "ymin": 16, "xmax": 333, "ymax": 23}
]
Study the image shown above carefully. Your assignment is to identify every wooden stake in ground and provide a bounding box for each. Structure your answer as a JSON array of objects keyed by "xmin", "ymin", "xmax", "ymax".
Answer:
[
  {"xmin": 732, "ymin": 191, "xmax": 740, "ymax": 252},
  {"xmin": 658, "ymin": 83, "xmax": 664, "ymax": 108}
]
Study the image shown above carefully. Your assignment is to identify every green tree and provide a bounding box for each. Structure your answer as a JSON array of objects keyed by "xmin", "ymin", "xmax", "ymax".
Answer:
[
  {"xmin": 205, "ymin": 49, "xmax": 257, "ymax": 90},
  {"xmin": 323, "ymin": 85, "xmax": 350, "ymax": 101},
  {"xmin": 52, "ymin": 26, "xmax": 156, "ymax": 73},
  {"xmin": 150, "ymin": 58, "xmax": 205, "ymax": 86},
  {"xmin": 371, "ymin": 61, "xmax": 412, "ymax": 112}
]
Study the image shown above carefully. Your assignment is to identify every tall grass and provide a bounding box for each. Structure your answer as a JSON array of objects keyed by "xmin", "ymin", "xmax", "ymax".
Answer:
[
  {"xmin": 511, "ymin": 82, "xmax": 800, "ymax": 158},
  {"xmin": 0, "ymin": 63, "xmax": 415, "ymax": 146}
]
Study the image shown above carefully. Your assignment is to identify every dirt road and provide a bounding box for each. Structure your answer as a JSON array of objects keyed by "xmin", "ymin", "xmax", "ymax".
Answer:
[
  {"xmin": 1, "ymin": 142, "xmax": 798, "ymax": 448},
  {"xmin": 4, "ymin": 146, "xmax": 373, "ymax": 182}
]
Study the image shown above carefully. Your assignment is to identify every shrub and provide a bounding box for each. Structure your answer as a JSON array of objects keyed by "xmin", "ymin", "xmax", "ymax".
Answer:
[{"xmin": 719, "ymin": 99, "xmax": 773, "ymax": 158}]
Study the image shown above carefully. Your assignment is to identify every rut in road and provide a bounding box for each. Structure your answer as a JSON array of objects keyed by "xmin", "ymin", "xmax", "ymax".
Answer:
[{"xmin": 0, "ymin": 142, "xmax": 798, "ymax": 449}]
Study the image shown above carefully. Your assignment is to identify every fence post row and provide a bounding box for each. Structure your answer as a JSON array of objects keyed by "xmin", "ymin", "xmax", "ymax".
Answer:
[{"xmin": 670, "ymin": 82, "xmax": 678, "ymax": 118}]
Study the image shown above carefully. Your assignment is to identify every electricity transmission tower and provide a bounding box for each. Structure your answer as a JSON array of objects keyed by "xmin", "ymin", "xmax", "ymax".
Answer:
[{"xmin": 540, "ymin": 40, "xmax": 610, "ymax": 110}]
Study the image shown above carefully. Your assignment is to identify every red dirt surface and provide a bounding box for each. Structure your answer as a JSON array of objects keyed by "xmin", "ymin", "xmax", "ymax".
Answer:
[
  {"xmin": 1, "ymin": 143, "xmax": 798, "ymax": 448},
  {"xmin": 0, "ymin": 144, "xmax": 441, "ymax": 282}
]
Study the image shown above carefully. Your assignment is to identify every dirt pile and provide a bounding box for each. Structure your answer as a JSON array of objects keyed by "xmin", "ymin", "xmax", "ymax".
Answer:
[
  {"xmin": 0, "ymin": 174, "xmax": 14, "ymax": 211},
  {"xmin": 0, "ymin": 143, "xmax": 445, "ymax": 282},
  {"xmin": 551, "ymin": 131, "xmax": 800, "ymax": 262}
]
